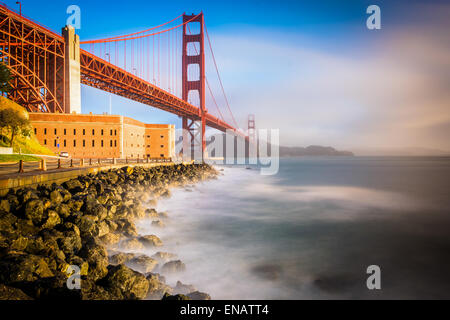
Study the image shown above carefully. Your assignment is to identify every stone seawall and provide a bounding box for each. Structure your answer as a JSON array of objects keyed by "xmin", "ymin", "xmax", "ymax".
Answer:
[
  {"xmin": 0, "ymin": 163, "xmax": 217, "ymax": 300},
  {"xmin": 0, "ymin": 162, "xmax": 183, "ymax": 197}
]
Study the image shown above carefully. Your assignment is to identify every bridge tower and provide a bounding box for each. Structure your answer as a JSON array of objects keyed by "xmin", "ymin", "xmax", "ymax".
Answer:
[
  {"xmin": 182, "ymin": 13, "xmax": 206, "ymax": 162},
  {"xmin": 248, "ymin": 114, "xmax": 256, "ymax": 143},
  {"xmin": 248, "ymin": 114, "xmax": 257, "ymax": 163}
]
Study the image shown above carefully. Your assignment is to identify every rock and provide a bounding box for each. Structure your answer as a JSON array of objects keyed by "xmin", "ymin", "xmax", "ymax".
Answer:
[
  {"xmin": 106, "ymin": 220, "xmax": 118, "ymax": 232},
  {"xmin": 174, "ymin": 281, "xmax": 197, "ymax": 295},
  {"xmin": 82, "ymin": 283, "xmax": 119, "ymax": 300},
  {"xmin": 151, "ymin": 252, "xmax": 177, "ymax": 263},
  {"xmin": 67, "ymin": 200, "xmax": 83, "ymax": 213},
  {"xmin": 67, "ymin": 256, "xmax": 89, "ymax": 276},
  {"xmin": 14, "ymin": 218, "xmax": 39, "ymax": 236},
  {"xmin": 0, "ymin": 284, "xmax": 33, "ymax": 300},
  {"xmin": 110, "ymin": 252, "xmax": 135, "ymax": 265},
  {"xmin": 127, "ymin": 255, "xmax": 158, "ymax": 273},
  {"xmin": 0, "ymin": 254, "xmax": 54, "ymax": 284},
  {"xmin": 101, "ymin": 264, "xmax": 149, "ymax": 300},
  {"xmin": 54, "ymin": 204, "xmax": 71, "ymax": 219},
  {"xmin": 10, "ymin": 236, "xmax": 32, "ymax": 251},
  {"xmin": 116, "ymin": 218, "xmax": 138, "ymax": 238},
  {"xmin": 145, "ymin": 208, "xmax": 158, "ymax": 218},
  {"xmin": 99, "ymin": 233, "xmax": 121, "ymax": 246},
  {"xmin": 161, "ymin": 189, "xmax": 171, "ymax": 198},
  {"xmin": 119, "ymin": 238, "xmax": 144, "ymax": 250},
  {"xmin": 138, "ymin": 235, "xmax": 163, "ymax": 247},
  {"xmin": 0, "ymin": 164, "xmax": 219, "ymax": 300},
  {"xmin": 78, "ymin": 238, "xmax": 109, "ymax": 281},
  {"xmin": 96, "ymin": 221, "xmax": 110, "ymax": 238},
  {"xmin": 24, "ymin": 199, "xmax": 45, "ymax": 224},
  {"xmin": 63, "ymin": 179, "xmax": 85, "ymax": 193},
  {"xmin": 161, "ymin": 293, "xmax": 190, "ymax": 300},
  {"xmin": 42, "ymin": 210, "xmax": 61, "ymax": 229},
  {"xmin": 0, "ymin": 212, "xmax": 17, "ymax": 233},
  {"xmin": 13, "ymin": 274, "xmax": 81, "ymax": 300},
  {"xmin": 89, "ymin": 204, "xmax": 108, "ymax": 221},
  {"xmin": 49, "ymin": 190, "xmax": 63, "ymax": 205},
  {"xmin": 57, "ymin": 231, "xmax": 82, "ymax": 257},
  {"xmin": 17, "ymin": 188, "xmax": 38, "ymax": 203},
  {"xmin": 152, "ymin": 220, "xmax": 165, "ymax": 228},
  {"xmin": 146, "ymin": 273, "xmax": 172, "ymax": 300},
  {"xmin": 187, "ymin": 291, "xmax": 211, "ymax": 300},
  {"xmin": 159, "ymin": 211, "xmax": 169, "ymax": 218},
  {"xmin": 161, "ymin": 260, "xmax": 186, "ymax": 273},
  {"xmin": 0, "ymin": 199, "xmax": 10, "ymax": 213},
  {"xmin": 76, "ymin": 215, "xmax": 98, "ymax": 237}
]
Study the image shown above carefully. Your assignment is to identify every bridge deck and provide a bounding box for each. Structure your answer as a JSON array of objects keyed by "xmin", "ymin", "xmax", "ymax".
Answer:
[{"xmin": 80, "ymin": 50, "xmax": 238, "ymax": 134}]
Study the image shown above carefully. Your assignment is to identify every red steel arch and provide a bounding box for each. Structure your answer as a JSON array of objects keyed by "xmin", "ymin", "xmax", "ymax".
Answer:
[{"xmin": 0, "ymin": 4, "xmax": 244, "ymax": 140}]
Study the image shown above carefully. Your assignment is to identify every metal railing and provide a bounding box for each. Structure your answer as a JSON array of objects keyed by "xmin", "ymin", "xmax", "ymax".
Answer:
[{"xmin": 0, "ymin": 157, "xmax": 174, "ymax": 175}]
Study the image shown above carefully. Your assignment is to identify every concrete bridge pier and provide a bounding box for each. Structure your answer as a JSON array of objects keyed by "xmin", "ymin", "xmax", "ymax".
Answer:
[{"xmin": 62, "ymin": 25, "xmax": 81, "ymax": 114}]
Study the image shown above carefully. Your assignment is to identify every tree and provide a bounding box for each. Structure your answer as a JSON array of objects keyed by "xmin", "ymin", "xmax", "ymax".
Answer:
[
  {"xmin": 0, "ymin": 108, "xmax": 30, "ymax": 147},
  {"xmin": 0, "ymin": 63, "xmax": 11, "ymax": 93}
]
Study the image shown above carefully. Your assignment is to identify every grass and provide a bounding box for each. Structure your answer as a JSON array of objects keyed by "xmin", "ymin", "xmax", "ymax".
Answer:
[
  {"xmin": 0, "ymin": 154, "xmax": 41, "ymax": 163},
  {"xmin": 0, "ymin": 96, "xmax": 55, "ymax": 156}
]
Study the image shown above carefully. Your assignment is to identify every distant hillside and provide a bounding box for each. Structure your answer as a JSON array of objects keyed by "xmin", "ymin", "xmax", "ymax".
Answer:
[
  {"xmin": 279, "ymin": 145, "xmax": 354, "ymax": 157},
  {"xmin": 0, "ymin": 97, "xmax": 55, "ymax": 156},
  {"xmin": 353, "ymin": 147, "xmax": 450, "ymax": 156}
]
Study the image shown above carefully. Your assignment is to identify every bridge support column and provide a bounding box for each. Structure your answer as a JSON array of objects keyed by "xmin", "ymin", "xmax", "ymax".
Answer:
[
  {"xmin": 62, "ymin": 25, "xmax": 81, "ymax": 114},
  {"xmin": 182, "ymin": 13, "xmax": 206, "ymax": 162}
]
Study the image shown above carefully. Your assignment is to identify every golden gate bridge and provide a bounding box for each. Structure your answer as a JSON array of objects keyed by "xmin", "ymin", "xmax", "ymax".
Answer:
[{"xmin": 0, "ymin": 3, "xmax": 250, "ymax": 159}]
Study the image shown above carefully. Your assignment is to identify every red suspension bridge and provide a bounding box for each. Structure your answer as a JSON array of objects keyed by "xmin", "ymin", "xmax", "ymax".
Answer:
[{"xmin": 0, "ymin": 3, "xmax": 247, "ymax": 159}]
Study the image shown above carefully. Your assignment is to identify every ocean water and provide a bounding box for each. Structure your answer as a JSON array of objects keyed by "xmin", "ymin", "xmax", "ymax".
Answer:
[{"xmin": 137, "ymin": 157, "xmax": 450, "ymax": 299}]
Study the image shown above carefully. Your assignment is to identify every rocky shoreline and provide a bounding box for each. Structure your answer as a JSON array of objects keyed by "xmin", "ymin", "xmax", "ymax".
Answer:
[{"xmin": 0, "ymin": 163, "xmax": 218, "ymax": 300}]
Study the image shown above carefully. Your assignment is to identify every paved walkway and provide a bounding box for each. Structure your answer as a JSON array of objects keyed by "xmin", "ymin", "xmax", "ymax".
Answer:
[{"xmin": 0, "ymin": 160, "xmax": 179, "ymax": 196}]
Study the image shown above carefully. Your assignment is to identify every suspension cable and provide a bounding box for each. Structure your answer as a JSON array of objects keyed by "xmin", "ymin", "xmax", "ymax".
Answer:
[
  {"xmin": 81, "ymin": 14, "xmax": 200, "ymax": 44},
  {"xmin": 80, "ymin": 13, "xmax": 184, "ymax": 44},
  {"xmin": 204, "ymin": 23, "xmax": 239, "ymax": 128}
]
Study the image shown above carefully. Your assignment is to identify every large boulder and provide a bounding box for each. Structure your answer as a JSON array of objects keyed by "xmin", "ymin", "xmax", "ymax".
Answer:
[
  {"xmin": 115, "ymin": 218, "xmax": 138, "ymax": 238},
  {"xmin": 13, "ymin": 274, "xmax": 81, "ymax": 300},
  {"xmin": 75, "ymin": 215, "xmax": 98, "ymax": 237},
  {"xmin": 24, "ymin": 199, "xmax": 45, "ymax": 225},
  {"xmin": 49, "ymin": 190, "xmax": 63, "ymax": 206},
  {"xmin": 109, "ymin": 252, "xmax": 135, "ymax": 265},
  {"xmin": 0, "ymin": 253, "xmax": 54, "ymax": 284},
  {"xmin": 138, "ymin": 235, "xmax": 163, "ymax": 247},
  {"xmin": 0, "ymin": 212, "xmax": 17, "ymax": 233},
  {"xmin": 42, "ymin": 210, "xmax": 61, "ymax": 229},
  {"xmin": 0, "ymin": 284, "xmax": 33, "ymax": 300},
  {"xmin": 161, "ymin": 260, "xmax": 186, "ymax": 273},
  {"xmin": 174, "ymin": 281, "xmax": 197, "ymax": 295},
  {"xmin": 161, "ymin": 293, "xmax": 190, "ymax": 300},
  {"xmin": 187, "ymin": 291, "xmax": 211, "ymax": 300},
  {"xmin": 101, "ymin": 264, "xmax": 149, "ymax": 300},
  {"xmin": 63, "ymin": 179, "xmax": 85, "ymax": 194},
  {"xmin": 146, "ymin": 273, "xmax": 172, "ymax": 300},
  {"xmin": 78, "ymin": 238, "xmax": 108, "ymax": 282},
  {"xmin": 99, "ymin": 233, "xmax": 121, "ymax": 246},
  {"xmin": 127, "ymin": 255, "xmax": 158, "ymax": 273},
  {"xmin": 151, "ymin": 252, "xmax": 177, "ymax": 263},
  {"xmin": 57, "ymin": 231, "xmax": 82, "ymax": 257},
  {"xmin": 151, "ymin": 220, "xmax": 165, "ymax": 228},
  {"xmin": 119, "ymin": 238, "xmax": 144, "ymax": 250},
  {"xmin": 0, "ymin": 199, "xmax": 10, "ymax": 213}
]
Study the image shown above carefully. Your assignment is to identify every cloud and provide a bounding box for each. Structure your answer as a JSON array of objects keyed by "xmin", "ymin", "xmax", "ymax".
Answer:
[{"xmin": 207, "ymin": 5, "xmax": 450, "ymax": 151}]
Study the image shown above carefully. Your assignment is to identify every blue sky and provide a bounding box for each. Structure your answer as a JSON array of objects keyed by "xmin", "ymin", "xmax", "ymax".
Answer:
[{"xmin": 4, "ymin": 0, "xmax": 449, "ymax": 152}]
